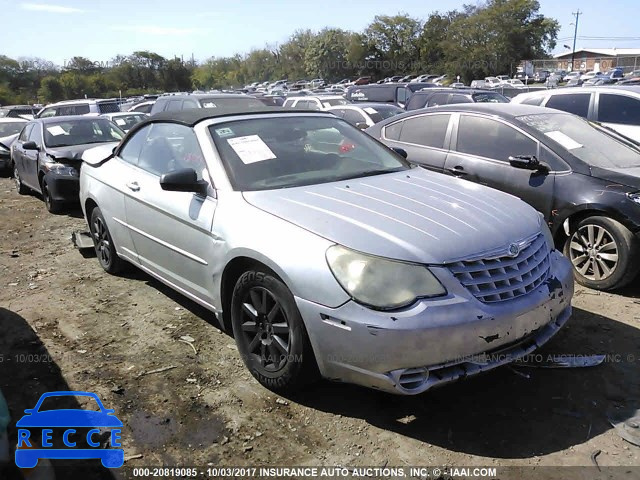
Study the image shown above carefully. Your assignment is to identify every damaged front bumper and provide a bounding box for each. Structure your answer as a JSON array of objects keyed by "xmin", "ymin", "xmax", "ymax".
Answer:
[
  {"xmin": 43, "ymin": 171, "xmax": 79, "ymax": 203},
  {"xmin": 298, "ymin": 250, "xmax": 574, "ymax": 395}
]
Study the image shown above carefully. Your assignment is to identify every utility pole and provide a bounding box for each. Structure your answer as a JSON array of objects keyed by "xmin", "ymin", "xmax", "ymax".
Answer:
[{"xmin": 571, "ymin": 10, "xmax": 582, "ymax": 71}]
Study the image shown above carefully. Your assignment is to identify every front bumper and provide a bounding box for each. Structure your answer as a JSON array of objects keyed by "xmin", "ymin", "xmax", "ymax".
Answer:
[
  {"xmin": 298, "ymin": 250, "xmax": 574, "ymax": 395},
  {"xmin": 43, "ymin": 172, "xmax": 80, "ymax": 203}
]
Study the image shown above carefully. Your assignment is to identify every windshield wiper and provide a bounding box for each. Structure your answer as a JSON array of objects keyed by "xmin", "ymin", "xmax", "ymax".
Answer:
[
  {"xmin": 333, "ymin": 168, "xmax": 405, "ymax": 182},
  {"xmin": 589, "ymin": 121, "xmax": 640, "ymax": 152}
]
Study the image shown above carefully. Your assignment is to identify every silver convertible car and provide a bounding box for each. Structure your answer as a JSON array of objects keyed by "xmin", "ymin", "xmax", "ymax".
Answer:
[{"xmin": 79, "ymin": 107, "xmax": 574, "ymax": 395}]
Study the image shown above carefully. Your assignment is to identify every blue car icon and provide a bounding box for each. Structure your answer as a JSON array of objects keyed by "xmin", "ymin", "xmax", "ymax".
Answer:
[{"xmin": 15, "ymin": 391, "xmax": 124, "ymax": 468}]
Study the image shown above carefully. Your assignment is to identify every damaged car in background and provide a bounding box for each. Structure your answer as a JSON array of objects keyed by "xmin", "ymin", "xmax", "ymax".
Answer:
[
  {"xmin": 12, "ymin": 116, "xmax": 124, "ymax": 213},
  {"xmin": 78, "ymin": 107, "xmax": 574, "ymax": 395},
  {"xmin": 368, "ymin": 104, "xmax": 640, "ymax": 291},
  {"xmin": 0, "ymin": 117, "xmax": 28, "ymax": 173}
]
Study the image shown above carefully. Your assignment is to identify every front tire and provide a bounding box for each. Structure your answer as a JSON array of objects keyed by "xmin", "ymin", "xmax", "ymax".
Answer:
[
  {"xmin": 89, "ymin": 207, "xmax": 126, "ymax": 274},
  {"xmin": 231, "ymin": 269, "xmax": 318, "ymax": 393},
  {"xmin": 41, "ymin": 179, "xmax": 63, "ymax": 214},
  {"xmin": 564, "ymin": 215, "xmax": 640, "ymax": 290}
]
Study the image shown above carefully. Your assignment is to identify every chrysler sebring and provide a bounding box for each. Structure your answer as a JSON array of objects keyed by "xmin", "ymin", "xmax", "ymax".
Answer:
[{"xmin": 79, "ymin": 107, "xmax": 574, "ymax": 394}]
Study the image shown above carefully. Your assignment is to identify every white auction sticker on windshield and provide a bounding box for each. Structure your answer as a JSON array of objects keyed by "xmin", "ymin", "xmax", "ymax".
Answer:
[
  {"xmin": 46, "ymin": 125, "xmax": 66, "ymax": 136},
  {"xmin": 545, "ymin": 131, "xmax": 583, "ymax": 150},
  {"xmin": 115, "ymin": 119, "xmax": 126, "ymax": 126},
  {"xmin": 227, "ymin": 135, "xmax": 276, "ymax": 164},
  {"xmin": 363, "ymin": 107, "xmax": 378, "ymax": 115}
]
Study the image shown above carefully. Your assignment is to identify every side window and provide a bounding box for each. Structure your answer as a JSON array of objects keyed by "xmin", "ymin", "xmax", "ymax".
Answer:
[
  {"xmin": 331, "ymin": 109, "xmax": 346, "ymax": 119},
  {"xmin": 165, "ymin": 100, "xmax": 183, "ymax": 112},
  {"xmin": 456, "ymin": 115, "xmax": 537, "ymax": 161},
  {"xmin": 545, "ymin": 93, "xmax": 590, "ymax": 118},
  {"xmin": 449, "ymin": 94, "xmax": 473, "ymax": 104},
  {"xmin": 406, "ymin": 94, "xmax": 429, "ymax": 110},
  {"xmin": 74, "ymin": 104, "xmax": 90, "ymax": 115},
  {"xmin": 119, "ymin": 125, "xmax": 151, "ymax": 166},
  {"xmin": 294, "ymin": 100, "xmax": 310, "ymax": 109},
  {"xmin": 427, "ymin": 93, "xmax": 451, "ymax": 107},
  {"xmin": 396, "ymin": 88, "xmax": 408, "ymax": 104},
  {"xmin": 28, "ymin": 124, "xmax": 42, "ymax": 144},
  {"xmin": 39, "ymin": 108, "xmax": 56, "ymax": 118},
  {"xmin": 343, "ymin": 109, "xmax": 366, "ymax": 126},
  {"xmin": 283, "ymin": 99, "xmax": 295, "ymax": 108},
  {"xmin": 137, "ymin": 123, "xmax": 207, "ymax": 180},
  {"xmin": 58, "ymin": 106, "xmax": 74, "ymax": 116},
  {"xmin": 598, "ymin": 94, "xmax": 640, "ymax": 126},
  {"xmin": 384, "ymin": 121, "xmax": 403, "ymax": 141},
  {"xmin": 397, "ymin": 114, "xmax": 450, "ymax": 149},
  {"xmin": 182, "ymin": 99, "xmax": 199, "ymax": 110},
  {"xmin": 19, "ymin": 124, "xmax": 34, "ymax": 141},
  {"xmin": 539, "ymin": 145, "xmax": 569, "ymax": 171}
]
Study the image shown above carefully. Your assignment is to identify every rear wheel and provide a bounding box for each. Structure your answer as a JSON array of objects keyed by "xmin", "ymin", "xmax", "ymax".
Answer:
[
  {"xmin": 231, "ymin": 269, "xmax": 318, "ymax": 393},
  {"xmin": 14, "ymin": 166, "xmax": 27, "ymax": 194},
  {"xmin": 89, "ymin": 207, "xmax": 126, "ymax": 274},
  {"xmin": 564, "ymin": 215, "xmax": 640, "ymax": 290}
]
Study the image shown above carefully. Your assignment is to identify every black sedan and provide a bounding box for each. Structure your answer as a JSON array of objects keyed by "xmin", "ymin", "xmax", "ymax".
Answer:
[
  {"xmin": 12, "ymin": 116, "xmax": 124, "ymax": 213},
  {"xmin": 367, "ymin": 103, "xmax": 640, "ymax": 290}
]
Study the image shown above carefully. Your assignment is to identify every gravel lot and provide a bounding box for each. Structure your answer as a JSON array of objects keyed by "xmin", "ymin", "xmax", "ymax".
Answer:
[{"xmin": 0, "ymin": 176, "xmax": 639, "ymax": 478}]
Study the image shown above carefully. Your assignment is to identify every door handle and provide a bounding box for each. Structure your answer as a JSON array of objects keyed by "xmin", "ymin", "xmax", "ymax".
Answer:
[
  {"xmin": 447, "ymin": 166, "xmax": 468, "ymax": 176},
  {"xmin": 126, "ymin": 181, "xmax": 140, "ymax": 192}
]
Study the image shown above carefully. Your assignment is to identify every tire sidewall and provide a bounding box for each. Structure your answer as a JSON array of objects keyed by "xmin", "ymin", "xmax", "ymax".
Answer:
[
  {"xmin": 564, "ymin": 216, "xmax": 635, "ymax": 290},
  {"xmin": 231, "ymin": 270, "xmax": 309, "ymax": 391},
  {"xmin": 90, "ymin": 207, "xmax": 119, "ymax": 273}
]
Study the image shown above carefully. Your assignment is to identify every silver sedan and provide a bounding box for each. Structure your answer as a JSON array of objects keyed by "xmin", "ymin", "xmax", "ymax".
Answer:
[{"xmin": 80, "ymin": 108, "xmax": 574, "ymax": 394}]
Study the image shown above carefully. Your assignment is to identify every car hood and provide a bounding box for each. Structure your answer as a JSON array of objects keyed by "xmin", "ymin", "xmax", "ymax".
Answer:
[
  {"xmin": 81, "ymin": 142, "xmax": 119, "ymax": 166},
  {"xmin": 591, "ymin": 166, "xmax": 640, "ymax": 190},
  {"xmin": 46, "ymin": 143, "xmax": 116, "ymax": 162},
  {"xmin": 243, "ymin": 169, "xmax": 541, "ymax": 264},
  {"xmin": 16, "ymin": 410, "xmax": 123, "ymax": 427},
  {"xmin": 0, "ymin": 133, "xmax": 19, "ymax": 151}
]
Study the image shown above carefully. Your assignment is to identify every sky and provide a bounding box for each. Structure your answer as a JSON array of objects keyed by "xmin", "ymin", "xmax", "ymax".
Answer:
[{"xmin": 2, "ymin": 0, "xmax": 639, "ymax": 65}]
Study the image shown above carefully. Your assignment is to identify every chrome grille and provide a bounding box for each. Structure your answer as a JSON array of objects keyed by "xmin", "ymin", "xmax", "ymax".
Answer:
[{"xmin": 448, "ymin": 234, "xmax": 551, "ymax": 303}]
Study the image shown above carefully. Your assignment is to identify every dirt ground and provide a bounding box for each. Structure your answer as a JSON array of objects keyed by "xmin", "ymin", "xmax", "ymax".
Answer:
[{"xmin": 0, "ymin": 175, "xmax": 639, "ymax": 479}]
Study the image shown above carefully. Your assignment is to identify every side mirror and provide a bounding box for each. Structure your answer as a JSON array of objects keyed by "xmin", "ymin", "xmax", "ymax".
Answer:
[
  {"xmin": 355, "ymin": 122, "xmax": 368, "ymax": 130},
  {"xmin": 23, "ymin": 141, "xmax": 39, "ymax": 151},
  {"xmin": 508, "ymin": 155, "xmax": 549, "ymax": 172},
  {"xmin": 160, "ymin": 168, "xmax": 208, "ymax": 195},
  {"xmin": 392, "ymin": 147, "xmax": 408, "ymax": 159}
]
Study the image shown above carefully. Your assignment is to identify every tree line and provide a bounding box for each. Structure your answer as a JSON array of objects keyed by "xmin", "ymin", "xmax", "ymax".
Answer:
[{"xmin": 1, "ymin": 0, "xmax": 558, "ymax": 105}]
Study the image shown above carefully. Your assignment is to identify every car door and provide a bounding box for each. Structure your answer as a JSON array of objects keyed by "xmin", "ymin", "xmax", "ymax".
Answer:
[
  {"xmin": 444, "ymin": 113, "xmax": 555, "ymax": 217},
  {"xmin": 122, "ymin": 122, "xmax": 218, "ymax": 305},
  {"xmin": 12, "ymin": 124, "xmax": 32, "ymax": 178},
  {"xmin": 24, "ymin": 123, "xmax": 43, "ymax": 190},
  {"xmin": 595, "ymin": 92, "xmax": 640, "ymax": 142},
  {"xmin": 381, "ymin": 113, "xmax": 452, "ymax": 172}
]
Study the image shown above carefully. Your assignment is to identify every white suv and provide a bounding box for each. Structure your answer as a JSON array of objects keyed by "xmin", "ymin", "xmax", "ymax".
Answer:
[
  {"xmin": 36, "ymin": 99, "xmax": 121, "ymax": 118},
  {"xmin": 512, "ymin": 86, "xmax": 640, "ymax": 142}
]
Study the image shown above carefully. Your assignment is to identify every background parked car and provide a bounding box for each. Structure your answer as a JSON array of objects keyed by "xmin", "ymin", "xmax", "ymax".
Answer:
[
  {"xmin": 127, "ymin": 100, "xmax": 155, "ymax": 114},
  {"xmin": 150, "ymin": 94, "xmax": 265, "ymax": 115},
  {"xmin": 100, "ymin": 112, "xmax": 149, "ymax": 132},
  {"xmin": 12, "ymin": 116, "xmax": 124, "ymax": 212},
  {"xmin": 511, "ymin": 86, "xmax": 640, "ymax": 142},
  {"xmin": 405, "ymin": 88, "xmax": 509, "ymax": 110},
  {"xmin": 345, "ymin": 83, "xmax": 437, "ymax": 107},
  {"xmin": 0, "ymin": 105, "xmax": 39, "ymax": 120},
  {"xmin": 325, "ymin": 103, "xmax": 404, "ymax": 128},
  {"xmin": 0, "ymin": 118, "xmax": 28, "ymax": 173},
  {"xmin": 36, "ymin": 99, "xmax": 121, "ymax": 118},
  {"xmin": 367, "ymin": 103, "xmax": 640, "ymax": 290},
  {"xmin": 282, "ymin": 96, "xmax": 349, "ymax": 110}
]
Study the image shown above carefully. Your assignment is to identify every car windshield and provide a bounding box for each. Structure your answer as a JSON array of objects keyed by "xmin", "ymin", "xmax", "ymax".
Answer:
[
  {"xmin": 0, "ymin": 122, "xmax": 26, "ymax": 136},
  {"xmin": 209, "ymin": 115, "xmax": 410, "ymax": 191},
  {"xmin": 517, "ymin": 112, "xmax": 640, "ymax": 169},
  {"xmin": 472, "ymin": 92, "xmax": 509, "ymax": 103},
  {"xmin": 109, "ymin": 114, "xmax": 146, "ymax": 131},
  {"xmin": 44, "ymin": 119, "xmax": 124, "ymax": 148},
  {"xmin": 37, "ymin": 395, "xmax": 101, "ymax": 412},
  {"xmin": 199, "ymin": 97, "xmax": 265, "ymax": 109}
]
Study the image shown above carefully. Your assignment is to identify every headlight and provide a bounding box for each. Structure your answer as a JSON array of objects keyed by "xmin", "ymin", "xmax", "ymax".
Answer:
[
  {"xmin": 628, "ymin": 192, "xmax": 640, "ymax": 205},
  {"xmin": 326, "ymin": 245, "xmax": 446, "ymax": 310},
  {"xmin": 44, "ymin": 162, "xmax": 78, "ymax": 177}
]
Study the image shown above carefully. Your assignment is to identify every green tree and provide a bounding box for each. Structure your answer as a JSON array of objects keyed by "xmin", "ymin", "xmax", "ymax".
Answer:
[
  {"xmin": 37, "ymin": 76, "xmax": 64, "ymax": 103},
  {"xmin": 364, "ymin": 14, "xmax": 423, "ymax": 76}
]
